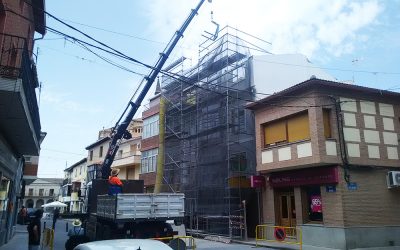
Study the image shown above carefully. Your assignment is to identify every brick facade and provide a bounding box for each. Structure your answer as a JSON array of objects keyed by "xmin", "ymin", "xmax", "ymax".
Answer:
[
  {"xmin": 141, "ymin": 136, "xmax": 159, "ymax": 151},
  {"xmin": 251, "ymin": 79, "xmax": 400, "ymax": 248},
  {"xmin": 23, "ymin": 163, "xmax": 38, "ymax": 176}
]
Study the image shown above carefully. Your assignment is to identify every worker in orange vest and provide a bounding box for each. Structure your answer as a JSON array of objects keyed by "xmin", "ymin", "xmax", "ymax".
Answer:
[{"xmin": 108, "ymin": 168, "xmax": 123, "ymax": 195}]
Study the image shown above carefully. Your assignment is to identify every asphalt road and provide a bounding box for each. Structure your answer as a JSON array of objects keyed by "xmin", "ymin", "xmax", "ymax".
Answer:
[{"xmin": 0, "ymin": 219, "xmax": 275, "ymax": 250}]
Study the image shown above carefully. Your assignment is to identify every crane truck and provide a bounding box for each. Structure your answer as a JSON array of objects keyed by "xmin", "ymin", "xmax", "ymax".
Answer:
[{"xmin": 66, "ymin": 0, "xmax": 211, "ymax": 245}]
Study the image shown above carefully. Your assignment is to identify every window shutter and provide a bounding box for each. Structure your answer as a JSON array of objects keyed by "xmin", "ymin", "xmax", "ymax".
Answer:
[
  {"xmin": 264, "ymin": 120, "xmax": 287, "ymax": 145},
  {"xmin": 287, "ymin": 112, "xmax": 310, "ymax": 142},
  {"xmin": 323, "ymin": 109, "xmax": 331, "ymax": 138}
]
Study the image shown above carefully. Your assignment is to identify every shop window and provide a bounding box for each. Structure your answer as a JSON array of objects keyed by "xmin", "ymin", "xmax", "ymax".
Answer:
[
  {"xmin": 323, "ymin": 109, "xmax": 332, "ymax": 138},
  {"xmin": 0, "ymin": 176, "xmax": 10, "ymax": 207},
  {"xmin": 264, "ymin": 111, "xmax": 310, "ymax": 147},
  {"xmin": 304, "ymin": 186, "xmax": 323, "ymax": 222}
]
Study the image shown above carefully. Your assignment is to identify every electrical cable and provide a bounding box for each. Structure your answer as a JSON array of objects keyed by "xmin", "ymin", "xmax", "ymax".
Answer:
[
  {"xmin": 7, "ymin": 4, "xmax": 400, "ymax": 78},
  {"xmin": 46, "ymin": 27, "xmax": 393, "ymax": 106},
  {"xmin": 6, "ymin": 5, "xmax": 398, "ymax": 109}
]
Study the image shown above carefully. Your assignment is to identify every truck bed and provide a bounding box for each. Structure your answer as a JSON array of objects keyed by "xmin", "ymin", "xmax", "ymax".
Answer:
[{"xmin": 96, "ymin": 193, "xmax": 185, "ymax": 221}]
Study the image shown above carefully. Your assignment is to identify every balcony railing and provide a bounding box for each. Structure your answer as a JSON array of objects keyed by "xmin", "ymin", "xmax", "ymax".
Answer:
[
  {"xmin": 0, "ymin": 33, "xmax": 41, "ymax": 140},
  {"xmin": 62, "ymin": 178, "xmax": 72, "ymax": 186},
  {"xmin": 26, "ymin": 190, "xmax": 58, "ymax": 197},
  {"xmin": 114, "ymin": 151, "xmax": 141, "ymax": 160}
]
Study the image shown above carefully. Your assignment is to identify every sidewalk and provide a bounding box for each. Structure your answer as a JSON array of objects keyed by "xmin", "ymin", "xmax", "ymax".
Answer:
[
  {"xmin": 231, "ymin": 238, "xmax": 400, "ymax": 250},
  {"xmin": 0, "ymin": 219, "xmax": 70, "ymax": 250}
]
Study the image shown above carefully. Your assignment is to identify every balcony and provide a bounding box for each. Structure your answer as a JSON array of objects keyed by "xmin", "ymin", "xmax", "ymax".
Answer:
[
  {"xmin": 62, "ymin": 178, "xmax": 72, "ymax": 186},
  {"xmin": 0, "ymin": 34, "xmax": 41, "ymax": 156},
  {"xmin": 26, "ymin": 190, "xmax": 57, "ymax": 198},
  {"xmin": 112, "ymin": 151, "xmax": 141, "ymax": 168}
]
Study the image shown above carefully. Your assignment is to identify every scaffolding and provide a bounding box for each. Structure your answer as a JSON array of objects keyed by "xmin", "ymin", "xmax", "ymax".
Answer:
[{"xmin": 161, "ymin": 26, "xmax": 268, "ymax": 238}]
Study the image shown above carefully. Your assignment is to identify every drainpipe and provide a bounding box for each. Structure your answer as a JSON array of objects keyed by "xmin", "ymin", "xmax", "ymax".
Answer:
[
  {"xmin": 154, "ymin": 97, "xmax": 166, "ymax": 193},
  {"xmin": 330, "ymin": 96, "xmax": 351, "ymax": 183}
]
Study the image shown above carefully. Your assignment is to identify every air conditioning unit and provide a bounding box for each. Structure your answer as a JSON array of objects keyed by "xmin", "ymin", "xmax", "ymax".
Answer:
[{"xmin": 387, "ymin": 171, "xmax": 400, "ymax": 189}]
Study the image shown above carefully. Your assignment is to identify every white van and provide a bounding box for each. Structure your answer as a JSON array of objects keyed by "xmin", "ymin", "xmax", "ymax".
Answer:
[{"xmin": 74, "ymin": 239, "xmax": 173, "ymax": 250}]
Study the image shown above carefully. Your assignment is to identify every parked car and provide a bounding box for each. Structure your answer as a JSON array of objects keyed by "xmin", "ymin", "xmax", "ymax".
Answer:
[{"xmin": 74, "ymin": 239, "xmax": 173, "ymax": 250}]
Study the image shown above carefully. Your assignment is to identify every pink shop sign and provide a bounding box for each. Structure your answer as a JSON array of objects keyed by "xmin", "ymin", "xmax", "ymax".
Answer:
[{"xmin": 269, "ymin": 166, "xmax": 339, "ymax": 187}]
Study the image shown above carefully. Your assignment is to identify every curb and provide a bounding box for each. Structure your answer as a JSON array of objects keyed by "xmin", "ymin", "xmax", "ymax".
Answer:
[{"xmin": 231, "ymin": 239, "xmax": 296, "ymax": 250}]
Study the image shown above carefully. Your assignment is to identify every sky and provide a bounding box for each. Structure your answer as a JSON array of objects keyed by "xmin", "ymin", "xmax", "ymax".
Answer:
[{"xmin": 35, "ymin": 0, "xmax": 400, "ymax": 178}]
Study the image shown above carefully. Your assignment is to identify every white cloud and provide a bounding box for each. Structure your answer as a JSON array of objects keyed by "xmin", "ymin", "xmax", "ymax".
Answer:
[
  {"xmin": 144, "ymin": 0, "xmax": 383, "ymax": 60},
  {"xmin": 41, "ymin": 91, "xmax": 103, "ymax": 114}
]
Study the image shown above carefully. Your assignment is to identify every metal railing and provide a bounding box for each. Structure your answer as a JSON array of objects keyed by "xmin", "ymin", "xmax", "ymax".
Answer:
[
  {"xmin": 255, "ymin": 225, "xmax": 302, "ymax": 249},
  {"xmin": 114, "ymin": 151, "xmax": 141, "ymax": 160},
  {"xmin": 0, "ymin": 33, "xmax": 41, "ymax": 140}
]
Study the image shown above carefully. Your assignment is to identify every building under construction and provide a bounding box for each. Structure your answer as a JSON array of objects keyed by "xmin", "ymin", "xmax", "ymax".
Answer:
[{"xmin": 160, "ymin": 26, "xmax": 269, "ymax": 238}]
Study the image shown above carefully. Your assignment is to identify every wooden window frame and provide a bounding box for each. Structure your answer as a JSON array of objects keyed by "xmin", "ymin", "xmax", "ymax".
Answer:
[
  {"xmin": 263, "ymin": 111, "xmax": 310, "ymax": 148},
  {"xmin": 323, "ymin": 109, "xmax": 332, "ymax": 139}
]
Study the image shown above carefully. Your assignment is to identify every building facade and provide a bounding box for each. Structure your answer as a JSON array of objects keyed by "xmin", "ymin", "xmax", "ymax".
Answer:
[
  {"xmin": 112, "ymin": 119, "xmax": 142, "ymax": 181},
  {"xmin": 62, "ymin": 158, "xmax": 87, "ymax": 212},
  {"xmin": 0, "ymin": 0, "xmax": 45, "ymax": 246},
  {"xmin": 161, "ymin": 28, "xmax": 258, "ymax": 237},
  {"xmin": 140, "ymin": 89, "xmax": 161, "ymax": 193},
  {"xmin": 23, "ymin": 178, "xmax": 63, "ymax": 209},
  {"xmin": 248, "ymin": 78, "xmax": 400, "ymax": 249}
]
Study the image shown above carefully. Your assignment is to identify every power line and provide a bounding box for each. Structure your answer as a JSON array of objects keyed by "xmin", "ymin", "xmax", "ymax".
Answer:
[
  {"xmin": 6, "ymin": 4, "xmax": 398, "ymax": 108},
  {"xmin": 253, "ymin": 58, "xmax": 400, "ymax": 76},
  {"xmin": 58, "ymin": 18, "xmax": 167, "ymax": 46},
  {"xmin": 45, "ymin": 26, "xmax": 377, "ymax": 109}
]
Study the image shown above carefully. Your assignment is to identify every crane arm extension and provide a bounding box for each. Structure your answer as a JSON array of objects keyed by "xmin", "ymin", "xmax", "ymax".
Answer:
[{"xmin": 101, "ymin": 0, "xmax": 208, "ymax": 178}]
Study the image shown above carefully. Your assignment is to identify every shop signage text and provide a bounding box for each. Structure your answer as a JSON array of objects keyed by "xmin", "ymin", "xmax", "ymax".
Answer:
[
  {"xmin": 269, "ymin": 166, "xmax": 339, "ymax": 187},
  {"xmin": 250, "ymin": 175, "xmax": 265, "ymax": 188}
]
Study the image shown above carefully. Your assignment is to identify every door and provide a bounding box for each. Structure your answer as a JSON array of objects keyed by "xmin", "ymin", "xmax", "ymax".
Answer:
[{"xmin": 276, "ymin": 192, "xmax": 296, "ymax": 236}]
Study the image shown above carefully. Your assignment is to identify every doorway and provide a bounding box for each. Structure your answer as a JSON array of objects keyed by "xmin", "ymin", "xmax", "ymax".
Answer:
[{"xmin": 275, "ymin": 189, "xmax": 296, "ymax": 236}]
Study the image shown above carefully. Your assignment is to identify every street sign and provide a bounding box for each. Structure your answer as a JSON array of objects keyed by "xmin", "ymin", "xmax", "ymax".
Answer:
[
  {"xmin": 326, "ymin": 185, "xmax": 336, "ymax": 193},
  {"xmin": 347, "ymin": 182, "xmax": 358, "ymax": 191},
  {"xmin": 274, "ymin": 227, "xmax": 286, "ymax": 241}
]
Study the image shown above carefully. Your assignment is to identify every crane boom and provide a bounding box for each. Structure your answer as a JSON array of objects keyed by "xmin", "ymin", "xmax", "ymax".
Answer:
[{"xmin": 101, "ymin": 0, "xmax": 208, "ymax": 179}]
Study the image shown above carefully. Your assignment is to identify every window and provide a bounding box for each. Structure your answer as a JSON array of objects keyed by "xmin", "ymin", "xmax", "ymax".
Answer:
[
  {"xmin": 80, "ymin": 166, "xmax": 82, "ymax": 175},
  {"xmin": 264, "ymin": 111, "xmax": 310, "ymax": 147},
  {"xmin": 89, "ymin": 150, "xmax": 93, "ymax": 161},
  {"xmin": 304, "ymin": 186, "xmax": 323, "ymax": 222},
  {"xmin": 141, "ymin": 148, "xmax": 158, "ymax": 173},
  {"xmin": 28, "ymin": 188, "xmax": 33, "ymax": 196},
  {"xmin": 49, "ymin": 189, "xmax": 54, "ymax": 196},
  {"xmin": 143, "ymin": 115, "xmax": 159, "ymax": 139},
  {"xmin": 323, "ymin": 109, "xmax": 332, "ymax": 138},
  {"xmin": 39, "ymin": 189, "xmax": 44, "ymax": 196},
  {"xmin": 99, "ymin": 146, "xmax": 103, "ymax": 157}
]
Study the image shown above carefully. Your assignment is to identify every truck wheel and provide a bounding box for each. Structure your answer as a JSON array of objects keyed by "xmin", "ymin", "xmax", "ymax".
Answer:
[
  {"xmin": 95, "ymin": 223, "xmax": 103, "ymax": 240},
  {"xmin": 103, "ymin": 225, "xmax": 111, "ymax": 240},
  {"xmin": 169, "ymin": 238, "xmax": 186, "ymax": 250}
]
